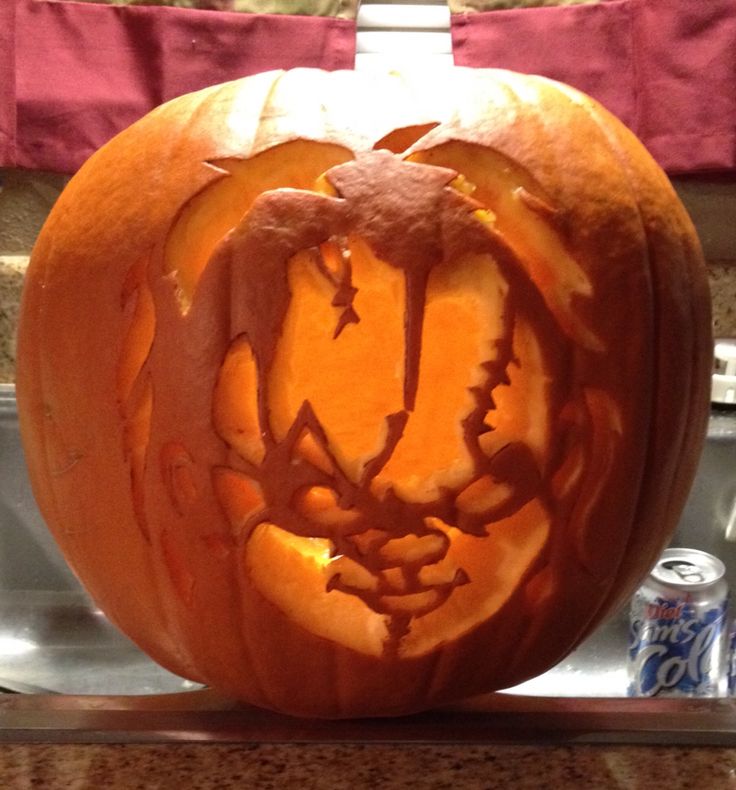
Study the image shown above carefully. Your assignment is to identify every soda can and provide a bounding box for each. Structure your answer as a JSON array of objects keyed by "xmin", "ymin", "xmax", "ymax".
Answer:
[
  {"xmin": 628, "ymin": 547, "xmax": 729, "ymax": 697},
  {"xmin": 728, "ymin": 627, "xmax": 736, "ymax": 695}
]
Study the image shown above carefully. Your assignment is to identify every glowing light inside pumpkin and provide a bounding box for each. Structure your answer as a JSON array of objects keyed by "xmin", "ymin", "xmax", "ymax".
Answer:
[{"xmin": 117, "ymin": 144, "xmax": 608, "ymax": 660}]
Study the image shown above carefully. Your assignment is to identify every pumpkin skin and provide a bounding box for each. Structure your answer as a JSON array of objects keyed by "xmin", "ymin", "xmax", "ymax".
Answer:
[{"xmin": 15, "ymin": 68, "xmax": 712, "ymax": 718}]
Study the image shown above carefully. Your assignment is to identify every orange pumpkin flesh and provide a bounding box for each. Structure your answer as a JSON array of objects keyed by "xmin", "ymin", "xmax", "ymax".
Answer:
[{"xmin": 15, "ymin": 68, "xmax": 711, "ymax": 717}]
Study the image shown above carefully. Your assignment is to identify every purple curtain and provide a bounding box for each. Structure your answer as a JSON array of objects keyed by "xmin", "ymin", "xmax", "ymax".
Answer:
[
  {"xmin": 4, "ymin": 0, "xmax": 356, "ymax": 173},
  {"xmin": 0, "ymin": 3, "xmax": 16, "ymax": 167},
  {"xmin": 452, "ymin": 0, "xmax": 736, "ymax": 174}
]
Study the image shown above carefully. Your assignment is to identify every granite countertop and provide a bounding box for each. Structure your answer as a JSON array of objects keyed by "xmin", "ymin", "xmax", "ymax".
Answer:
[{"xmin": 1, "ymin": 742, "xmax": 735, "ymax": 788}]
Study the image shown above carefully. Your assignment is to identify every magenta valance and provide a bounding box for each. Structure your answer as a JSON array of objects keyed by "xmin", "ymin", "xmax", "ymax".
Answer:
[
  {"xmin": 451, "ymin": 0, "xmax": 736, "ymax": 175},
  {"xmin": 1, "ymin": 0, "xmax": 356, "ymax": 173},
  {"xmin": 2, "ymin": 1, "xmax": 734, "ymax": 175}
]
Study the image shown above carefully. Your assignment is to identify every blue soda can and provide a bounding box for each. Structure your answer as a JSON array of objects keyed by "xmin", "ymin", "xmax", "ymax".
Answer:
[
  {"xmin": 628, "ymin": 548, "xmax": 728, "ymax": 697},
  {"xmin": 728, "ymin": 627, "xmax": 736, "ymax": 695}
]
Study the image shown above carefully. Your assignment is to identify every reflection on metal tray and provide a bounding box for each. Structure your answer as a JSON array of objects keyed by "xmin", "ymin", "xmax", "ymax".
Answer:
[
  {"xmin": 0, "ymin": 589, "xmax": 201, "ymax": 696},
  {"xmin": 0, "ymin": 590, "xmax": 628, "ymax": 699},
  {"xmin": 0, "ymin": 383, "xmax": 630, "ymax": 700},
  {"xmin": 0, "ymin": 385, "xmax": 201, "ymax": 697}
]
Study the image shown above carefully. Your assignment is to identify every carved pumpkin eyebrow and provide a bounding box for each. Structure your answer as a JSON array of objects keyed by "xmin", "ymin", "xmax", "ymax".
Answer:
[{"xmin": 311, "ymin": 241, "xmax": 361, "ymax": 339}]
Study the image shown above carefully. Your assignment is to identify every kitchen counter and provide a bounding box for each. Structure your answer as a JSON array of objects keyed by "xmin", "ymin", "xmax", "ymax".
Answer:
[{"xmin": 1, "ymin": 742, "xmax": 735, "ymax": 789}]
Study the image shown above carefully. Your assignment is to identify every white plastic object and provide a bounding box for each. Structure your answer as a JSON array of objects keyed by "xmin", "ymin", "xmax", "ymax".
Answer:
[{"xmin": 712, "ymin": 338, "xmax": 736, "ymax": 406}]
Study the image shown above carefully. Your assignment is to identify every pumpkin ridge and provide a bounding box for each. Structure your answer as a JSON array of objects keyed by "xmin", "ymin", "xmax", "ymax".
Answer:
[{"xmin": 568, "ymin": 93, "xmax": 711, "ymax": 625}]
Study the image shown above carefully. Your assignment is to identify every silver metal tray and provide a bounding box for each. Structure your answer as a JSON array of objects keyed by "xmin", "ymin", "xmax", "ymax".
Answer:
[
  {"xmin": 2, "ymin": 690, "xmax": 736, "ymax": 746},
  {"xmin": 3, "ymin": 383, "xmax": 736, "ymax": 745}
]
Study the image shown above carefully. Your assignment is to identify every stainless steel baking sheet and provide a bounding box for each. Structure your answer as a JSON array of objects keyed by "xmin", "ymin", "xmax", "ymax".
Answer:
[{"xmin": 4, "ymin": 382, "xmax": 736, "ymax": 745}]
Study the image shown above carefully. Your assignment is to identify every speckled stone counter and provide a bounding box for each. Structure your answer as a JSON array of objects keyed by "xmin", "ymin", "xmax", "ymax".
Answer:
[
  {"xmin": 0, "ymin": 743, "xmax": 735, "ymax": 789},
  {"xmin": 0, "ymin": 255, "xmax": 25, "ymax": 383},
  {"xmin": 710, "ymin": 262, "xmax": 736, "ymax": 339}
]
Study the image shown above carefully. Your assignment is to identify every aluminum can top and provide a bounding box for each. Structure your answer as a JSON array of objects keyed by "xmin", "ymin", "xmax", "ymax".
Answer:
[{"xmin": 651, "ymin": 547, "xmax": 726, "ymax": 591}]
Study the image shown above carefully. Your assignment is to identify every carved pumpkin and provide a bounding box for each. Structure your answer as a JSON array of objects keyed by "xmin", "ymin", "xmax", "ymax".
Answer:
[{"xmin": 16, "ymin": 68, "xmax": 711, "ymax": 717}]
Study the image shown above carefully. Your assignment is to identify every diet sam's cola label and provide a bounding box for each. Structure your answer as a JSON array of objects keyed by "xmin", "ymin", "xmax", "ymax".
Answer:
[
  {"xmin": 628, "ymin": 548, "xmax": 729, "ymax": 697},
  {"xmin": 729, "ymin": 626, "xmax": 736, "ymax": 695}
]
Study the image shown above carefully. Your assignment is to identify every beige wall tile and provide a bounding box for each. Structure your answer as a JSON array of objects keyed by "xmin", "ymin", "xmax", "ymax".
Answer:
[{"xmin": 0, "ymin": 256, "xmax": 28, "ymax": 384}]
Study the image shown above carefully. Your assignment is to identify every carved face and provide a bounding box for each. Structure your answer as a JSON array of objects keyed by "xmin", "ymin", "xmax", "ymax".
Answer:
[
  {"xmin": 17, "ymin": 69, "xmax": 710, "ymax": 717},
  {"xmin": 124, "ymin": 148, "xmax": 602, "ymax": 660}
]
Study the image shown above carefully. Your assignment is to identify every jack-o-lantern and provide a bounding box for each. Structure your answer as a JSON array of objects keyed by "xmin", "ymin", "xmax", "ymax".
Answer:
[{"xmin": 16, "ymin": 68, "xmax": 712, "ymax": 718}]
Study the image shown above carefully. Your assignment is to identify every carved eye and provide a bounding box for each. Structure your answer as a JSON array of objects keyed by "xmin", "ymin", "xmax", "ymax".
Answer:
[{"xmin": 16, "ymin": 68, "xmax": 711, "ymax": 718}]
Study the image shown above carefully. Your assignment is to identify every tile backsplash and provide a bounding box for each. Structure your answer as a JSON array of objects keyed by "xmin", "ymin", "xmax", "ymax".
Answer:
[{"xmin": 1, "ymin": 168, "xmax": 734, "ymax": 384}]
